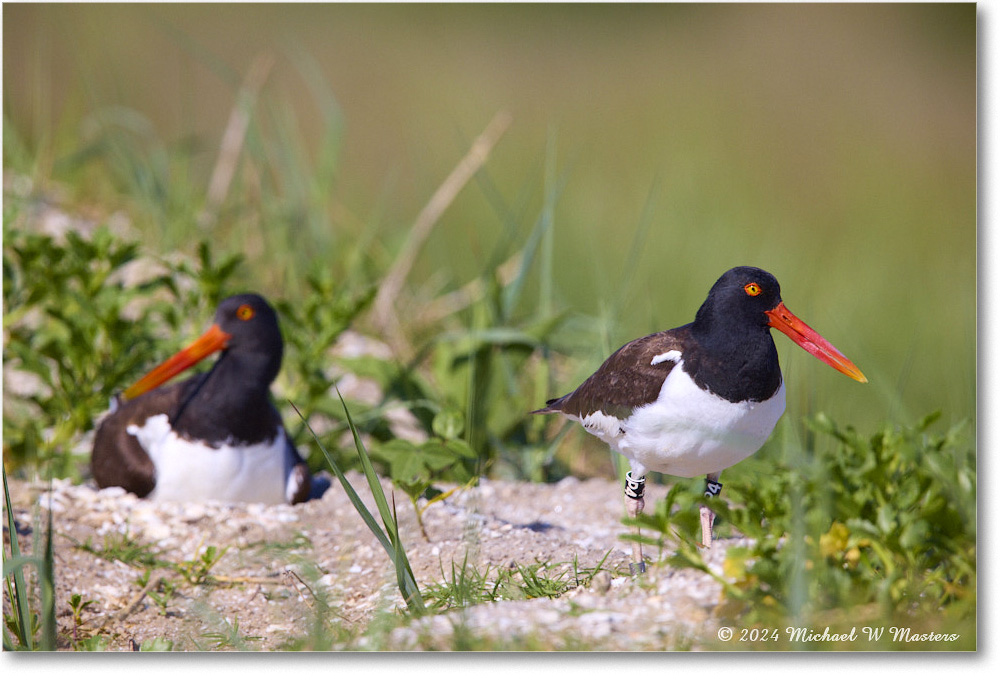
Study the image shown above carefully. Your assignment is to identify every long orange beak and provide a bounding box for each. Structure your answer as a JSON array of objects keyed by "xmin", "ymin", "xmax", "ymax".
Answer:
[
  {"xmin": 122, "ymin": 324, "xmax": 233, "ymax": 401},
  {"xmin": 765, "ymin": 302, "xmax": 868, "ymax": 384}
]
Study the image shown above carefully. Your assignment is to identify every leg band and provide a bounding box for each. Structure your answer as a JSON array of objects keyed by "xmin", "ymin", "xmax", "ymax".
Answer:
[
  {"xmin": 624, "ymin": 471, "xmax": 646, "ymax": 500},
  {"xmin": 704, "ymin": 478, "xmax": 723, "ymax": 498}
]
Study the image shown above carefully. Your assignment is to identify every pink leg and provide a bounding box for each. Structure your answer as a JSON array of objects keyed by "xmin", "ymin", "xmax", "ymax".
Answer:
[
  {"xmin": 624, "ymin": 471, "xmax": 646, "ymax": 573},
  {"xmin": 699, "ymin": 504, "xmax": 714, "ymax": 548},
  {"xmin": 700, "ymin": 473, "xmax": 723, "ymax": 548}
]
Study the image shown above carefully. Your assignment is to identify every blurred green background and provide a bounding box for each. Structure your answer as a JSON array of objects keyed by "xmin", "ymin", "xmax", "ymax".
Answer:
[{"xmin": 4, "ymin": 3, "xmax": 976, "ymax": 437}]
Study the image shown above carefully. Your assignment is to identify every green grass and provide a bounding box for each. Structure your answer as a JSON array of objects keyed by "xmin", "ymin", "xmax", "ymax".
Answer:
[
  {"xmin": 73, "ymin": 528, "xmax": 165, "ymax": 569},
  {"xmin": 2, "ymin": 3, "xmax": 975, "ymax": 651},
  {"xmin": 2, "ymin": 466, "xmax": 56, "ymax": 650},
  {"xmin": 422, "ymin": 551, "xmax": 613, "ymax": 611}
]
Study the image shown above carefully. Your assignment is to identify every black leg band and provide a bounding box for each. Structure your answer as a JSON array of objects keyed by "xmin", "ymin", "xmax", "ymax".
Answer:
[
  {"xmin": 624, "ymin": 471, "xmax": 645, "ymax": 500},
  {"xmin": 704, "ymin": 478, "xmax": 723, "ymax": 498}
]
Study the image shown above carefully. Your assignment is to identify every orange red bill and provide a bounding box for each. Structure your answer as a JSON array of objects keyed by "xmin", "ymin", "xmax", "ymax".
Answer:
[
  {"xmin": 765, "ymin": 302, "xmax": 868, "ymax": 384},
  {"xmin": 122, "ymin": 324, "xmax": 233, "ymax": 401}
]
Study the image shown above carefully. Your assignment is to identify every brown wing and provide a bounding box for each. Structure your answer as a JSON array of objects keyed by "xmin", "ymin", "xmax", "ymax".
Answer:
[
  {"xmin": 90, "ymin": 383, "xmax": 187, "ymax": 497},
  {"xmin": 533, "ymin": 326, "xmax": 691, "ymax": 420}
]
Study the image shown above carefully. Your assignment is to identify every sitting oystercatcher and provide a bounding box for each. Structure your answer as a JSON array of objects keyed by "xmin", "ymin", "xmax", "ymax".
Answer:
[
  {"xmin": 91, "ymin": 293, "xmax": 312, "ymax": 505},
  {"xmin": 532, "ymin": 266, "xmax": 867, "ymax": 571}
]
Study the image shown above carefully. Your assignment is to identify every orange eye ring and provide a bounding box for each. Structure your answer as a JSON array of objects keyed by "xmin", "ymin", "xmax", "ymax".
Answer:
[
  {"xmin": 236, "ymin": 304, "xmax": 255, "ymax": 321},
  {"xmin": 744, "ymin": 282, "xmax": 762, "ymax": 297}
]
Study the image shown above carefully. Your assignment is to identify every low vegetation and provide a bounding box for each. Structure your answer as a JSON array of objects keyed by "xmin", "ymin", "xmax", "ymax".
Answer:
[
  {"xmin": 3, "ymin": 33, "xmax": 975, "ymax": 648},
  {"xmin": 3, "ymin": 201, "xmax": 977, "ymax": 652}
]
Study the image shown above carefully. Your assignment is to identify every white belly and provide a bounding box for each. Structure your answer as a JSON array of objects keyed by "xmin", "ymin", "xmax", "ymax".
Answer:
[
  {"xmin": 127, "ymin": 414, "xmax": 294, "ymax": 504},
  {"xmin": 576, "ymin": 363, "xmax": 785, "ymax": 478}
]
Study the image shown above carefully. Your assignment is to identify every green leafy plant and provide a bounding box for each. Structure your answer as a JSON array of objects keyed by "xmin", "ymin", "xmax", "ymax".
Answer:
[
  {"xmin": 2, "ymin": 220, "xmax": 245, "ymax": 479},
  {"xmin": 73, "ymin": 634, "xmax": 111, "ymax": 651},
  {"xmin": 174, "ymin": 545, "xmax": 230, "ymax": 586},
  {"xmin": 167, "ymin": 240, "xmax": 246, "ymax": 317},
  {"xmin": 135, "ymin": 569, "xmax": 178, "ymax": 616},
  {"xmin": 635, "ymin": 412, "xmax": 975, "ymax": 645},
  {"xmin": 372, "ymin": 408, "xmax": 477, "ymax": 539},
  {"xmin": 148, "ymin": 579, "xmax": 178, "ymax": 617},
  {"xmin": 137, "ymin": 636, "xmax": 174, "ymax": 651},
  {"xmin": 67, "ymin": 592, "xmax": 96, "ymax": 644},
  {"xmin": 3, "ymin": 224, "xmax": 174, "ymax": 476},
  {"xmin": 275, "ymin": 266, "xmax": 377, "ymax": 473}
]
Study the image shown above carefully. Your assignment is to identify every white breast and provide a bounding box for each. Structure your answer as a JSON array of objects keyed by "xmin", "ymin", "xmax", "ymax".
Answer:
[
  {"xmin": 578, "ymin": 360, "xmax": 786, "ymax": 478},
  {"xmin": 127, "ymin": 414, "xmax": 297, "ymax": 504}
]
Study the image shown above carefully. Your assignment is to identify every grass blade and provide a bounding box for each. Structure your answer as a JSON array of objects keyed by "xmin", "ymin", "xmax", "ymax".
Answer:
[
  {"xmin": 3, "ymin": 464, "xmax": 34, "ymax": 650},
  {"xmin": 333, "ymin": 389, "xmax": 424, "ymax": 612},
  {"xmin": 290, "ymin": 394, "xmax": 425, "ymax": 614},
  {"xmin": 40, "ymin": 491, "xmax": 56, "ymax": 651},
  {"xmin": 500, "ymin": 130, "xmax": 567, "ymax": 320},
  {"xmin": 289, "ymin": 402, "xmax": 392, "ymax": 554}
]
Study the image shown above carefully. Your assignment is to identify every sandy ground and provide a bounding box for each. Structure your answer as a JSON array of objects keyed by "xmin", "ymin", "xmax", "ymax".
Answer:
[{"xmin": 3, "ymin": 472, "xmax": 738, "ymax": 651}]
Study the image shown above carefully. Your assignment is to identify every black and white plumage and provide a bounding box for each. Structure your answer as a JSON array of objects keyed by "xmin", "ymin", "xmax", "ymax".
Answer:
[
  {"xmin": 533, "ymin": 267, "xmax": 867, "ymax": 570},
  {"xmin": 91, "ymin": 294, "xmax": 311, "ymax": 505}
]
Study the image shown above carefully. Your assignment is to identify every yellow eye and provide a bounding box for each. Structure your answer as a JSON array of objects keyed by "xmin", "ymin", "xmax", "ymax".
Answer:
[
  {"xmin": 744, "ymin": 282, "xmax": 762, "ymax": 297},
  {"xmin": 236, "ymin": 304, "xmax": 255, "ymax": 321}
]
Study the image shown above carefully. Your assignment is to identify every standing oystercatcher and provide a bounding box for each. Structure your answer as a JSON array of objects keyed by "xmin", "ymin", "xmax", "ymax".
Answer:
[
  {"xmin": 91, "ymin": 293, "xmax": 312, "ymax": 505},
  {"xmin": 532, "ymin": 267, "xmax": 867, "ymax": 571}
]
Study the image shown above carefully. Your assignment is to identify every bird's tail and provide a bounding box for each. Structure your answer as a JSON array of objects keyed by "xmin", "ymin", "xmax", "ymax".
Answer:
[{"xmin": 529, "ymin": 396, "xmax": 565, "ymax": 415}]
